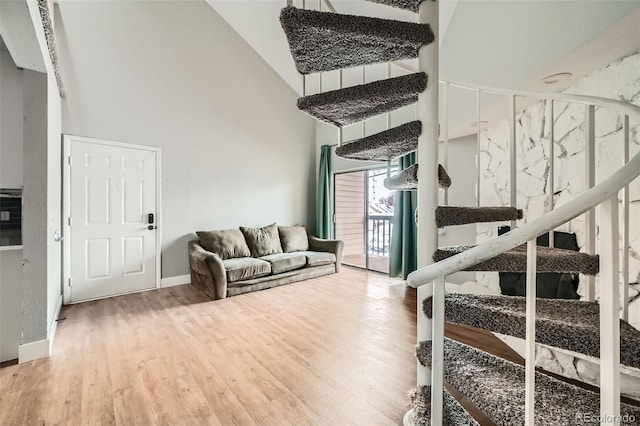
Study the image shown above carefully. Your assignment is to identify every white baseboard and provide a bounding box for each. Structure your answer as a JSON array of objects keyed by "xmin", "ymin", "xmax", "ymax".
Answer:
[
  {"xmin": 161, "ymin": 274, "xmax": 191, "ymax": 288},
  {"xmin": 19, "ymin": 294, "xmax": 63, "ymax": 364},
  {"xmin": 48, "ymin": 295, "xmax": 63, "ymax": 354},
  {"xmin": 19, "ymin": 339, "xmax": 50, "ymax": 364}
]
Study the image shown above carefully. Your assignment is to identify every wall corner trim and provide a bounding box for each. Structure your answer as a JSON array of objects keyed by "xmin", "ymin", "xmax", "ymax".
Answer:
[
  {"xmin": 48, "ymin": 295, "xmax": 63, "ymax": 354},
  {"xmin": 160, "ymin": 274, "xmax": 191, "ymax": 288}
]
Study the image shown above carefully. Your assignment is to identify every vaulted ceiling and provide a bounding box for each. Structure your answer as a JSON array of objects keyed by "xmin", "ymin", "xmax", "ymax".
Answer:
[
  {"xmin": 208, "ymin": 0, "xmax": 639, "ymax": 92},
  {"xmin": 207, "ymin": 0, "xmax": 640, "ymax": 137}
]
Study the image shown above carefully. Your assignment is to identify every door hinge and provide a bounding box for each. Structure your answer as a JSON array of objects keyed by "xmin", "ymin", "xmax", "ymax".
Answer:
[
  {"xmin": 68, "ymin": 278, "xmax": 72, "ymax": 287},
  {"xmin": 333, "ymin": 214, "xmax": 336, "ymax": 224},
  {"xmin": 67, "ymin": 156, "xmax": 72, "ymax": 166},
  {"xmin": 68, "ymin": 217, "xmax": 72, "ymax": 226}
]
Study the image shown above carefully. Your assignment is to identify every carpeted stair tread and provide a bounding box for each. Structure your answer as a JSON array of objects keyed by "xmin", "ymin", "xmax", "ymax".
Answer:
[
  {"xmin": 335, "ymin": 121, "xmax": 421, "ymax": 161},
  {"xmin": 434, "ymin": 244, "xmax": 600, "ymax": 275},
  {"xmin": 279, "ymin": 6, "xmax": 434, "ymax": 74},
  {"xmin": 423, "ymin": 293, "xmax": 640, "ymax": 370},
  {"xmin": 411, "ymin": 386, "xmax": 479, "ymax": 426},
  {"xmin": 366, "ymin": 0, "xmax": 422, "ymax": 13},
  {"xmin": 297, "ymin": 73, "xmax": 427, "ymax": 127},
  {"xmin": 436, "ymin": 206, "xmax": 523, "ymax": 228},
  {"xmin": 384, "ymin": 163, "xmax": 452, "ymax": 190},
  {"xmin": 417, "ymin": 338, "xmax": 640, "ymax": 426}
]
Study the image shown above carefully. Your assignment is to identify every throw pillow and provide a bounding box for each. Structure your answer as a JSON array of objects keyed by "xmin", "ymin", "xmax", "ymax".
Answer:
[
  {"xmin": 240, "ymin": 223, "xmax": 283, "ymax": 257},
  {"xmin": 196, "ymin": 229, "xmax": 251, "ymax": 260},
  {"xmin": 278, "ymin": 225, "xmax": 309, "ymax": 253}
]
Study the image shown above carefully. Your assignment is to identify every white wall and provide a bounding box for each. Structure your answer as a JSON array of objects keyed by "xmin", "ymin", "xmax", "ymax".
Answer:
[
  {"xmin": 0, "ymin": 45, "xmax": 24, "ymax": 362},
  {"xmin": 0, "ymin": 49, "xmax": 23, "ymax": 188},
  {"xmin": 476, "ymin": 50, "xmax": 640, "ymax": 327},
  {"xmin": 22, "ymin": 69, "xmax": 49, "ymax": 343},
  {"xmin": 437, "ymin": 135, "xmax": 477, "ymax": 284},
  {"xmin": 55, "ymin": 1, "xmax": 316, "ymax": 279}
]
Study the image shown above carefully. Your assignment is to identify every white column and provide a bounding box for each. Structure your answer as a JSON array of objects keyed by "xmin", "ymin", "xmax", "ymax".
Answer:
[{"xmin": 416, "ymin": 1, "xmax": 440, "ymax": 424}]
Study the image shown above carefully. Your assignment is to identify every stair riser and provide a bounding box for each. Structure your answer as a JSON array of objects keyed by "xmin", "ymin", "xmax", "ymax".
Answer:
[
  {"xmin": 335, "ymin": 121, "xmax": 421, "ymax": 162},
  {"xmin": 384, "ymin": 163, "xmax": 452, "ymax": 191},
  {"xmin": 297, "ymin": 73, "xmax": 427, "ymax": 127},
  {"xmin": 280, "ymin": 7, "xmax": 434, "ymax": 74},
  {"xmin": 436, "ymin": 207, "xmax": 523, "ymax": 228},
  {"xmin": 422, "ymin": 294, "xmax": 640, "ymax": 370},
  {"xmin": 433, "ymin": 246, "xmax": 600, "ymax": 275}
]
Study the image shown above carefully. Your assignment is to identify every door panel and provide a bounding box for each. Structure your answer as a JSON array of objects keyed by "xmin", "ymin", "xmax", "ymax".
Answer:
[
  {"xmin": 335, "ymin": 171, "xmax": 366, "ymax": 269},
  {"xmin": 70, "ymin": 140, "xmax": 157, "ymax": 302}
]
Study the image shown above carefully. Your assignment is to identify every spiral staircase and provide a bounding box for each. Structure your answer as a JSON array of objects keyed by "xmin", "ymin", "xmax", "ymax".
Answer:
[{"xmin": 280, "ymin": 1, "xmax": 640, "ymax": 424}]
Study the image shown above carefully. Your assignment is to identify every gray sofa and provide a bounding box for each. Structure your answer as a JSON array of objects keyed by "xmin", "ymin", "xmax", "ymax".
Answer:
[{"xmin": 189, "ymin": 223, "xmax": 343, "ymax": 300}]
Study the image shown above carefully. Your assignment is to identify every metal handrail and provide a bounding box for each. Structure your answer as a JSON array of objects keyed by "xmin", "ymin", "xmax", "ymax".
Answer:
[{"xmin": 406, "ymin": 87, "xmax": 640, "ymax": 287}]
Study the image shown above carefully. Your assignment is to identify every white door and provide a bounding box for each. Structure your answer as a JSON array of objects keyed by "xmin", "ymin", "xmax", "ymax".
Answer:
[{"xmin": 68, "ymin": 139, "xmax": 158, "ymax": 302}]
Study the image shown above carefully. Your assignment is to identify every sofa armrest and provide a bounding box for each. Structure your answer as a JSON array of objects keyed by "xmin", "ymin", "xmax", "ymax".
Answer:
[
  {"xmin": 308, "ymin": 235, "xmax": 344, "ymax": 272},
  {"xmin": 189, "ymin": 240, "xmax": 227, "ymax": 300}
]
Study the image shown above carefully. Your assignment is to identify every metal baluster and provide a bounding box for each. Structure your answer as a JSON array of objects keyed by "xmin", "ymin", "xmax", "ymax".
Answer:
[
  {"xmin": 585, "ymin": 105, "xmax": 596, "ymax": 302},
  {"xmin": 443, "ymin": 83, "xmax": 449, "ymax": 207},
  {"xmin": 525, "ymin": 240, "xmax": 537, "ymax": 425},
  {"xmin": 549, "ymin": 101, "xmax": 555, "ymax": 248},
  {"xmin": 600, "ymin": 195, "xmax": 621, "ymax": 421},
  {"xmin": 476, "ymin": 89, "xmax": 481, "ymax": 207},
  {"xmin": 623, "ymin": 115, "xmax": 630, "ymax": 321},
  {"xmin": 509, "ymin": 94, "xmax": 518, "ymax": 230}
]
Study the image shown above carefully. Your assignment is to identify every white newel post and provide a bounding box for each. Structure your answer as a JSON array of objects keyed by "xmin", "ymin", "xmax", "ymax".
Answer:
[{"xmin": 416, "ymin": 1, "xmax": 440, "ymax": 424}]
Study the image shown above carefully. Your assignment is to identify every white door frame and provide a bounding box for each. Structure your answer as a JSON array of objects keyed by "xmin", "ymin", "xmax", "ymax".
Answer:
[{"xmin": 62, "ymin": 135, "xmax": 162, "ymax": 305}]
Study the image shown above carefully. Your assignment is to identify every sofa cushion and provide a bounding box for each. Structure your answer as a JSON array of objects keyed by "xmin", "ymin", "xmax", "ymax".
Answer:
[
  {"xmin": 196, "ymin": 229, "xmax": 250, "ymax": 259},
  {"xmin": 222, "ymin": 257, "xmax": 271, "ymax": 283},
  {"xmin": 240, "ymin": 223, "xmax": 283, "ymax": 257},
  {"xmin": 259, "ymin": 253, "xmax": 307, "ymax": 274},
  {"xmin": 298, "ymin": 251, "xmax": 336, "ymax": 267},
  {"xmin": 278, "ymin": 225, "xmax": 309, "ymax": 253}
]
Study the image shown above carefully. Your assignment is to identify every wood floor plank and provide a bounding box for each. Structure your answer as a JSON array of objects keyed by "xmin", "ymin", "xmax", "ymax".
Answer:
[{"xmin": 0, "ymin": 267, "xmax": 496, "ymax": 426}]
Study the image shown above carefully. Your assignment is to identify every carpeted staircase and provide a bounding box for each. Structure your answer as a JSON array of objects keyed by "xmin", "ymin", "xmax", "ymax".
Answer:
[
  {"xmin": 279, "ymin": 1, "xmax": 638, "ymax": 424},
  {"xmin": 417, "ymin": 338, "xmax": 640, "ymax": 425}
]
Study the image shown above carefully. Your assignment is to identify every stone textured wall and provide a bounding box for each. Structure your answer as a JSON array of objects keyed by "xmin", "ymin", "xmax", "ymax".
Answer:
[{"xmin": 476, "ymin": 50, "xmax": 640, "ymax": 328}]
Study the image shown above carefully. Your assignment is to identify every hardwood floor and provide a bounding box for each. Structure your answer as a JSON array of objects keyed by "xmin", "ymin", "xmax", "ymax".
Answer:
[{"xmin": 0, "ymin": 267, "xmax": 419, "ymax": 426}]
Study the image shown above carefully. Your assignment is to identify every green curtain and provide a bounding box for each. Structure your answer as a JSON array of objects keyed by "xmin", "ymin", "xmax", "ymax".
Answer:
[
  {"xmin": 389, "ymin": 152, "xmax": 418, "ymax": 279},
  {"xmin": 316, "ymin": 145, "xmax": 332, "ymax": 239}
]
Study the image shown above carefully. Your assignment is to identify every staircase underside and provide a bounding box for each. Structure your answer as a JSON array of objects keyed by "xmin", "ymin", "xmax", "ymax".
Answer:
[
  {"xmin": 335, "ymin": 121, "xmax": 421, "ymax": 161},
  {"xmin": 434, "ymin": 245, "xmax": 600, "ymax": 275},
  {"xmin": 366, "ymin": 0, "xmax": 421, "ymax": 13},
  {"xmin": 417, "ymin": 338, "xmax": 640, "ymax": 426},
  {"xmin": 384, "ymin": 163, "xmax": 452, "ymax": 190},
  {"xmin": 297, "ymin": 73, "xmax": 427, "ymax": 127},
  {"xmin": 424, "ymin": 293, "xmax": 640, "ymax": 370},
  {"xmin": 436, "ymin": 206, "xmax": 523, "ymax": 228},
  {"xmin": 279, "ymin": 7, "xmax": 433, "ymax": 74},
  {"xmin": 411, "ymin": 386, "xmax": 479, "ymax": 426}
]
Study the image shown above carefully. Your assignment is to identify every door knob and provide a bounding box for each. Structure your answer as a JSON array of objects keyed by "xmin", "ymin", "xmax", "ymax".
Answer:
[{"xmin": 148, "ymin": 225, "xmax": 155, "ymax": 230}]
